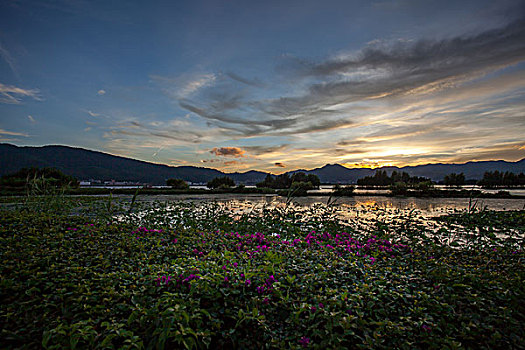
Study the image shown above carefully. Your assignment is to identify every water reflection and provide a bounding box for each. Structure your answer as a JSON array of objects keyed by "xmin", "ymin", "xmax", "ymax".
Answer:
[{"xmin": 138, "ymin": 193, "xmax": 525, "ymax": 219}]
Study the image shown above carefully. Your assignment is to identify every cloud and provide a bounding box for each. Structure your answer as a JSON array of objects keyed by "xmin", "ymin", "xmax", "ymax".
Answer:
[
  {"xmin": 0, "ymin": 83, "xmax": 41, "ymax": 104},
  {"xmin": 0, "ymin": 128, "xmax": 28, "ymax": 137},
  {"xmin": 225, "ymin": 72, "xmax": 264, "ymax": 87},
  {"xmin": 97, "ymin": 89, "xmax": 106, "ymax": 95},
  {"xmin": 200, "ymin": 159, "xmax": 241, "ymax": 166},
  {"xmin": 337, "ymin": 140, "xmax": 367, "ymax": 146},
  {"xmin": 27, "ymin": 115, "xmax": 36, "ymax": 123},
  {"xmin": 292, "ymin": 17, "xmax": 525, "ymax": 103},
  {"xmin": 274, "ymin": 162, "xmax": 286, "ymax": 168},
  {"xmin": 177, "ymin": 16, "xmax": 525, "ymax": 141},
  {"xmin": 151, "ymin": 73, "xmax": 216, "ymax": 99},
  {"xmin": 0, "ymin": 42, "xmax": 19, "ymax": 79},
  {"xmin": 243, "ymin": 144, "xmax": 288, "ymax": 155},
  {"xmin": 87, "ymin": 110, "xmax": 100, "ymax": 117},
  {"xmin": 210, "ymin": 147, "xmax": 245, "ymax": 157}
]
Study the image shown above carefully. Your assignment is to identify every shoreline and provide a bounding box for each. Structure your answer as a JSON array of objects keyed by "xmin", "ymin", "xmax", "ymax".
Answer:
[{"xmin": 1, "ymin": 186, "xmax": 524, "ymax": 199}]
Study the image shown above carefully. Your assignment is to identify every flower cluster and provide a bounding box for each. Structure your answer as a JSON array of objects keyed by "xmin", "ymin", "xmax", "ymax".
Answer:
[
  {"xmin": 256, "ymin": 275, "xmax": 277, "ymax": 295},
  {"xmin": 132, "ymin": 226, "xmax": 164, "ymax": 239},
  {"xmin": 155, "ymin": 273, "xmax": 200, "ymax": 289}
]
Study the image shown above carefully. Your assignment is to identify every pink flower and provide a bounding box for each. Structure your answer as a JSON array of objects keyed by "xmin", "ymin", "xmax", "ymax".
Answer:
[{"xmin": 299, "ymin": 337, "xmax": 310, "ymax": 347}]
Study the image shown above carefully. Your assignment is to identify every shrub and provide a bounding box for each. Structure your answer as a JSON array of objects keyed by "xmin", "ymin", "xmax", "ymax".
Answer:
[
  {"xmin": 332, "ymin": 184, "xmax": 355, "ymax": 196},
  {"xmin": 207, "ymin": 176, "xmax": 235, "ymax": 189},
  {"xmin": 166, "ymin": 178, "xmax": 189, "ymax": 189}
]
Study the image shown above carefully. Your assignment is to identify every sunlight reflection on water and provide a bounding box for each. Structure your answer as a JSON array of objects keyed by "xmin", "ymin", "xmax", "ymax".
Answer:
[{"xmin": 138, "ymin": 194, "xmax": 525, "ymax": 220}]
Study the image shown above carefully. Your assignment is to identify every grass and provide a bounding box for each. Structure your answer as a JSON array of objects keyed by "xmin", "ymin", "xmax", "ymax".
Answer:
[{"xmin": 0, "ymin": 196, "xmax": 524, "ymax": 349}]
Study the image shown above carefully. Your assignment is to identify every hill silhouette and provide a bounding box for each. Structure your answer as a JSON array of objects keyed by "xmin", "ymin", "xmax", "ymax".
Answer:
[{"xmin": 1, "ymin": 143, "xmax": 523, "ymax": 184}]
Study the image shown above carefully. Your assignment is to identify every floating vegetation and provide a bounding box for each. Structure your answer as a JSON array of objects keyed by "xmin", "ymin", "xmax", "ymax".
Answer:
[{"xmin": 0, "ymin": 197, "xmax": 523, "ymax": 349}]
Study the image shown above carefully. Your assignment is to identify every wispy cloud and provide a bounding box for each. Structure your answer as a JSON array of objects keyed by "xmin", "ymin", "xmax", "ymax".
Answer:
[
  {"xmin": 0, "ymin": 42, "xmax": 19, "ymax": 79},
  {"xmin": 0, "ymin": 83, "xmax": 41, "ymax": 104},
  {"xmin": 27, "ymin": 115, "xmax": 36, "ymax": 123},
  {"xmin": 151, "ymin": 73, "xmax": 216, "ymax": 99},
  {"xmin": 225, "ymin": 72, "xmax": 265, "ymax": 87},
  {"xmin": 174, "ymin": 16, "xmax": 525, "ymax": 142},
  {"xmin": 87, "ymin": 110, "xmax": 100, "ymax": 117},
  {"xmin": 0, "ymin": 128, "xmax": 28, "ymax": 137}
]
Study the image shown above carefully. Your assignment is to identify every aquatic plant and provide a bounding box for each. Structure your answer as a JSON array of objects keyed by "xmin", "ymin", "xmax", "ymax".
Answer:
[{"xmin": 0, "ymin": 198, "xmax": 523, "ymax": 349}]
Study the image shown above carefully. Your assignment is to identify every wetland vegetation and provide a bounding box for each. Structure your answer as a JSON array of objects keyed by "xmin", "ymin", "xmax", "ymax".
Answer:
[{"xmin": 0, "ymin": 194, "xmax": 523, "ymax": 349}]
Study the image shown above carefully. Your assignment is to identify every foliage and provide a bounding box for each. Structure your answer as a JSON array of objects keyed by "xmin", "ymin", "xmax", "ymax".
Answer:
[
  {"xmin": 0, "ymin": 167, "xmax": 79, "ymax": 191},
  {"xmin": 167, "ymin": 178, "xmax": 190, "ymax": 190},
  {"xmin": 0, "ymin": 198, "xmax": 523, "ymax": 349},
  {"xmin": 443, "ymin": 172, "xmax": 466, "ymax": 187},
  {"xmin": 256, "ymin": 172, "xmax": 320, "ymax": 190},
  {"xmin": 357, "ymin": 170, "xmax": 430, "ymax": 187},
  {"xmin": 389, "ymin": 181, "xmax": 408, "ymax": 196},
  {"xmin": 332, "ymin": 184, "xmax": 355, "ymax": 196},
  {"xmin": 207, "ymin": 176, "xmax": 235, "ymax": 189},
  {"xmin": 478, "ymin": 171, "xmax": 525, "ymax": 188}
]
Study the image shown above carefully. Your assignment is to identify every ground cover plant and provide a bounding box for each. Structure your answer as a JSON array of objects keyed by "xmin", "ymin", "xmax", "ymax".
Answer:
[{"xmin": 0, "ymin": 196, "xmax": 524, "ymax": 349}]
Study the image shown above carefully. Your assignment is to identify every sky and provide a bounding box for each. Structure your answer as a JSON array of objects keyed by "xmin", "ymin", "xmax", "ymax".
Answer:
[{"xmin": 1, "ymin": 0, "xmax": 524, "ymax": 173}]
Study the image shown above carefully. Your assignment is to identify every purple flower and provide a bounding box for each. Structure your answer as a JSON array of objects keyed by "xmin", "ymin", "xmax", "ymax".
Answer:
[
  {"xmin": 422, "ymin": 324, "xmax": 432, "ymax": 332},
  {"xmin": 299, "ymin": 337, "xmax": 310, "ymax": 347}
]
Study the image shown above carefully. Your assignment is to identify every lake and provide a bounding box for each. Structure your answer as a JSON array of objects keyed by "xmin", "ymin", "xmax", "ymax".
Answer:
[{"xmin": 134, "ymin": 193, "xmax": 525, "ymax": 218}]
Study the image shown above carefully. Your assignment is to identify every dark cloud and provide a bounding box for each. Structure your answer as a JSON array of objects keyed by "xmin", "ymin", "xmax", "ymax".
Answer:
[
  {"xmin": 337, "ymin": 140, "xmax": 367, "ymax": 146},
  {"xmin": 225, "ymin": 72, "xmax": 265, "ymax": 87},
  {"xmin": 244, "ymin": 144, "xmax": 288, "ymax": 155},
  {"xmin": 265, "ymin": 16, "xmax": 525, "ymax": 117},
  {"xmin": 178, "ymin": 15, "xmax": 525, "ymax": 141},
  {"xmin": 210, "ymin": 146, "xmax": 245, "ymax": 157},
  {"xmin": 108, "ymin": 123, "xmax": 204, "ymax": 144},
  {"xmin": 309, "ymin": 18, "xmax": 525, "ymax": 77},
  {"xmin": 274, "ymin": 162, "xmax": 286, "ymax": 168}
]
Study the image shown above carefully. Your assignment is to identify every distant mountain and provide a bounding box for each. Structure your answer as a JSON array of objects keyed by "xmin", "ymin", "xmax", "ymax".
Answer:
[
  {"xmin": 287, "ymin": 160, "xmax": 525, "ymax": 183},
  {"xmin": 287, "ymin": 164, "xmax": 375, "ymax": 184},
  {"xmin": 0, "ymin": 144, "xmax": 223, "ymax": 185},
  {"xmin": 1, "ymin": 143, "xmax": 524, "ymax": 185}
]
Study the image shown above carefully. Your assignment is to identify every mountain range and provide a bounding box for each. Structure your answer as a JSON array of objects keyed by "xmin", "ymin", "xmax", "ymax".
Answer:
[{"xmin": 1, "ymin": 143, "xmax": 524, "ymax": 185}]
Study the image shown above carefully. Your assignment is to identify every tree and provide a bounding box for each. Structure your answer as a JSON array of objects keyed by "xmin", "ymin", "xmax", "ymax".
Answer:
[
  {"xmin": 478, "ymin": 171, "xmax": 525, "ymax": 188},
  {"xmin": 357, "ymin": 171, "xmax": 431, "ymax": 187},
  {"xmin": 332, "ymin": 184, "xmax": 355, "ymax": 196},
  {"xmin": 256, "ymin": 172, "xmax": 320, "ymax": 189},
  {"xmin": 166, "ymin": 178, "xmax": 189, "ymax": 190},
  {"xmin": 0, "ymin": 167, "xmax": 79, "ymax": 189},
  {"xmin": 443, "ymin": 173, "xmax": 465, "ymax": 187},
  {"xmin": 207, "ymin": 176, "xmax": 235, "ymax": 189}
]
